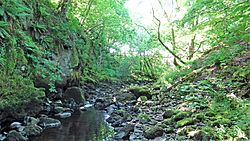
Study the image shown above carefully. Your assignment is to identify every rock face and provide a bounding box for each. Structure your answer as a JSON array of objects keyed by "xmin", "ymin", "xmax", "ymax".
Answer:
[{"xmin": 62, "ymin": 87, "xmax": 85, "ymax": 104}]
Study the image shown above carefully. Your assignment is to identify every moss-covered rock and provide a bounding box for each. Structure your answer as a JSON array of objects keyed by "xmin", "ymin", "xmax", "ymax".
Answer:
[
  {"xmin": 162, "ymin": 118, "xmax": 173, "ymax": 126},
  {"xmin": 163, "ymin": 109, "xmax": 176, "ymax": 119},
  {"xmin": 24, "ymin": 124, "xmax": 43, "ymax": 136},
  {"xmin": 129, "ymin": 85, "xmax": 152, "ymax": 99},
  {"xmin": 0, "ymin": 75, "xmax": 45, "ymax": 109},
  {"xmin": 144, "ymin": 126, "xmax": 164, "ymax": 139},
  {"xmin": 194, "ymin": 113, "xmax": 206, "ymax": 120},
  {"xmin": 173, "ymin": 111, "xmax": 190, "ymax": 121},
  {"xmin": 116, "ymin": 93, "xmax": 136, "ymax": 102},
  {"xmin": 176, "ymin": 118, "xmax": 195, "ymax": 127}
]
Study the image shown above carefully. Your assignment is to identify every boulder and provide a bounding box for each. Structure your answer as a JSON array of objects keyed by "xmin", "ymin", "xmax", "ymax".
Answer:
[
  {"xmin": 116, "ymin": 93, "xmax": 136, "ymax": 102},
  {"xmin": 114, "ymin": 124, "xmax": 135, "ymax": 140},
  {"xmin": 6, "ymin": 130, "xmax": 28, "ymax": 141},
  {"xmin": 10, "ymin": 122, "xmax": 22, "ymax": 129},
  {"xmin": 24, "ymin": 117, "xmax": 39, "ymax": 126},
  {"xmin": 24, "ymin": 124, "xmax": 43, "ymax": 136},
  {"xmin": 129, "ymin": 86, "xmax": 152, "ymax": 99},
  {"xmin": 163, "ymin": 109, "xmax": 175, "ymax": 119},
  {"xmin": 55, "ymin": 112, "xmax": 72, "ymax": 118},
  {"xmin": 63, "ymin": 87, "xmax": 85, "ymax": 104},
  {"xmin": 38, "ymin": 117, "xmax": 61, "ymax": 128},
  {"xmin": 144, "ymin": 126, "xmax": 164, "ymax": 139}
]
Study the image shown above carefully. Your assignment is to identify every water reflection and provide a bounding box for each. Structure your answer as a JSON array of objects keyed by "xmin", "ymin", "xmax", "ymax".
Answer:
[{"xmin": 30, "ymin": 109, "xmax": 113, "ymax": 141}]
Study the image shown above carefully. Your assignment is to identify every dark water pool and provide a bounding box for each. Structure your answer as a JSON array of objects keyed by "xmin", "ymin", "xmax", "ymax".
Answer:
[{"xmin": 30, "ymin": 109, "xmax": 113, "ymax": 141}]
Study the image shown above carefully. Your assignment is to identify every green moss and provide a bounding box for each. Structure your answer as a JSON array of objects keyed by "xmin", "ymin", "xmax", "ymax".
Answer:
[
  {"xmin": 162, "ymin": 118, "xmax": 173, "ymax": 126},
  {"xmin": 144, "ymin": 126, "xmax": 164, "ymax": 139},
  {"xmin": 194, "ymin": 113, "xmax": 206, "ymax": 120},
  {"xmin": 129, "ymin": 85, "xmax": 152, "ymax": 98},
  {"xmin": 173, "ymin": 111, "xmax": 190, "ymax": 121},
  {"xmin": 0, "ymin": 74, "xmax": 45, "ymax": 109},
  {"xmin": 70, "ymin": 47, "xmax": 80, "ymax": 68},
  {"xmin": 176, "ymin": 118, "xmax": 195, "ymax": 127},
  {"xmin": 138, "ymin": 96, "xmax": 148, "ymax": 102}
]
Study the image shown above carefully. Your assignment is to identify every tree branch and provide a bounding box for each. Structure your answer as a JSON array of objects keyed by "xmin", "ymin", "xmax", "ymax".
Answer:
[{"xmin": 152, "ymin": 8, "xmax": 186, "ymax": 64}]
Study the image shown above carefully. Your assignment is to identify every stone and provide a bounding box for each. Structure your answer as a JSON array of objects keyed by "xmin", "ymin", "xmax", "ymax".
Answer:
[
  {"xmin": 162, "ymin": 118, "xmax": 173, "ymax": 126},
  {"xmin": 144, "ymin": 126, "xmax": 164, "ymax": 139},
  {"xmin": 114, "ymin": 124, "xmax": 134, "ymax": 140},
  {"xmin": 163, "ymin": 109, "xmax": 175, "ymax": 119},
  {"xmin": 10, "ymin": 122, "xmax": 22, "ymax": 129},
  {"xmin": 38, "ymin": 117, "xmax": 61, "ymax": 128},
  {"xmin": 54, "ymin": 100, "xmax": 63, "ymax": 106},
  {"xmin": 0, "ymin": 134, "xmax": 6, "ymax": 141},
  {"xmin": 24, "ymin": 124, "xmax": 43, "ymax": 136},
  {"xmin": 116, "ymin": 93, "xmax": 136, "ymax": 102},
  {"xmin": 63, "ymin": 87, "xmax": 85, "ymax": 104},
  {"xmin": 6, "ymin": 130, "xmax": 28, "ymax": 141},
  {"xmin": 53, "ymin": 106, "xmax": 67, "ymax": 113},
  {"xmin": 24, "ymin": 116, "xmax": 39, "ymax": 126},
  {"xmin": 55, "ymin": 112, "xmax": 72, "ymax": 118},
  {"xmin": 129, "ymin": 86, "xmax": 152, "ymax": 99},
  {"xmin": 165, "ymin": 127, "xmax": 174, "ymax": 133}
]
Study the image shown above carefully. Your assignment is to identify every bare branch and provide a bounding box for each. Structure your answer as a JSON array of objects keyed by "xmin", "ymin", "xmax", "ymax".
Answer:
[{"xmin": 152, "ymin": 7, "xmax": 186, "ymax": 65}]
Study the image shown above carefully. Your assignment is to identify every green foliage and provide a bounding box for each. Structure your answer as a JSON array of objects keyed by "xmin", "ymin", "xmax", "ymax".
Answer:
[
  {"xmin": 0, "ymin": 74, "xmax": 45, "ymax": 109},
  {"xmin": 182, "ymin": 0, "xmax": 249, "ymax": 45}
]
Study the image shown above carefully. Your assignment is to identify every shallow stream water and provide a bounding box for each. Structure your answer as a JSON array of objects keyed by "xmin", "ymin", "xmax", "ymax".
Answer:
[{"xmin": 30, "ymin": 108, "xmax": 113, "ymax": 141}]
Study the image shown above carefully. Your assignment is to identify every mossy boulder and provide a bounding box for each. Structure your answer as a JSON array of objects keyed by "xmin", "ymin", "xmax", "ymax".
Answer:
[
  {"xmin": 144, "ymin": 126, "xmax": 164, "ymax": 139},
  {"xmin": 173, "ymin": 111, "xmax": 190, "ymax": 121},
  {"xmin": 163, "ymin": 109, "xmax": 176, "ymax": 119},
  {"xmin": 24, "ymin": 124, "xmax": 43, "ymax": 136},
  {"xmin": 62, "ymin": 87, "xmax": 85, "ymax": 104},
  {"xmin": 176, "ymin": 118, "xmax": 195, "ymax": 127},
  {"xmin": 116, "ymin": 93, "xmax": 136, "ymax": 102},
  {"xmin": 129, "ymin": 85, "xmax": 152, "ymax": 99}
]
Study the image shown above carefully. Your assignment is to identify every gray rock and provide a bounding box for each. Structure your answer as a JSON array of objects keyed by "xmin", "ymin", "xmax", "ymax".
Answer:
[
  {"xmin": 54, "ymin": 100, "xmax": 63, "ymax": 106},
  {"xmin": 10, "ymin": 122, "xmax": 22, "ymax": 129},
  {"xmin": 53, "ymin": 106, "xmax": 66, "ymax": 113},
  {"xmin": 55, "ymin": 112, "xmax": 71, "ymax": 118},
  {"xmin": 114, "ymin": 124, "xmax": 135, "ymax": 140},
  {"xmin": 38, "ymin": 117, "xmax": 61, "ymax": 128},
  {"xmin": 63, "ymin": 87, "xmax": 85, "ymax": 104},
  {"xmin": 24, "ymin": 116, "xmax": 39, "ymax": 126},
  {"xmin": 6, "ymin": 130, "xmax": 28, "ymax": 141},
  {"xmin": 0, "ymin": 134, "xmax": 6, "ymax": 141},
  {"xmin": 24, "ymin": 124, "xmax": 43, "ymax": 136}
]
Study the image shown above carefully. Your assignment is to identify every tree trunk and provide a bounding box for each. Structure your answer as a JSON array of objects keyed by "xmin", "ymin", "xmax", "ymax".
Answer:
[
  {"xmin": 189, "ymin": 35, "xmax": 196, "ymax": 60},
  {"xmin": 171, "ymin": 28, "xmax": 180, "ymax": 66}
]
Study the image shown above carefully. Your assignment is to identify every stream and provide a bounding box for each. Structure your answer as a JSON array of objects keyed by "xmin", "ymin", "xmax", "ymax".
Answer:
[{"xmin": 30, "ymin": 108, "xmax": 113, "ymax": 141}]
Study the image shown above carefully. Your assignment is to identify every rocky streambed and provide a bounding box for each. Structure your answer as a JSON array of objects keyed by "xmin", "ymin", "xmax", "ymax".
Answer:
[{"xmin": 0, "ymin": 81, "xmax": 206, "ymax": 141}]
